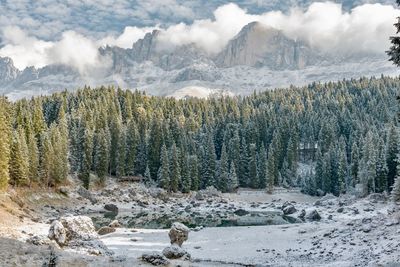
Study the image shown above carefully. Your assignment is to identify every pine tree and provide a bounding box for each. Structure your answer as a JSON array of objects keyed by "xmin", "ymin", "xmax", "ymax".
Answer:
[
  {"xmin": 203, "ymin": 133, "xmax": 216, "ymax": 188},
  {"xmin": 57, "ymin": 105, "xmax": 69, "ymax": 183},
  {"xmin": 27, "ymin": 132, "xmax": 39, "ymax": 184},
  {"xmin": 189, "ymin": 155, "xmax": 199, "ymax": 191},
  {"xmin": 94, "ymin": 128, "xmax": 110, "ymax": 184},
  {"xmin": 391, "ymin": 176, "xmax": 400, "ymax": 202},
  {"xmin": 49, "ymin": 125, "xmax": 68, "ymax": 185},
  {"xmin": 337, "ymin": 145, "xmax": 348, "ymax": 194},
  {"xmin": 315, "ymin": 147, "xmax": 324, "ymax": 192},
  {"xmin": 0, "ymin": 99, "xmax": 11, "ymax": 191},
  {"xmin": 248, "ymin": 143, "xmax": 258, "ymax": 188},
  {"xmin": 80, "ymin": 128, "xmax": 93, "ymax": 189},
  {"xmin": 386, "ymin": 124, "xmax": 399, "ymax": 191},
  {"xmin": 40, "ymin": 133, "xmax": 53, "ymax": 187},
  {"xmin": 181, "ymin": 156, "xmax": 191, "ymax": 193},
  {"xmin": 169, "ymin": 143, "xmax": 181, "ymax": 192},
  {"xmin": 148, "ymin": 118, "xmax": 163, "ymax": 179},
  {"xmin": 258, "ymin": 145, "xmax": 267, "ymax": 189},
  {"xmin": 350, "ymin": 141, "xmax": 359, "ymax": 187},
  {"xmin": 158, "ymin": 144, "xmax": 170, "ymax": 190},
  {"xmin": 376, "ymin": 139, "xmax": 388, "ymax": 193},
  {"xmin": 359, "ymin": 133, "xmax": 377, "ymax": 196},
  {"xmin": 388, "ymin": 0, "xmax": 400, "ymax": 66},
  {"xmin": 125, "ymin": 119, "xmax": 138, "ymax": 175},
  {"xmin": 227, "ymin": 162, "xmax": 238, "ymax": 192},
  {"xmin": 144, "ymin": 164, "xmax": 152, "ymax": 185},
  {"xmin": 116, "ymin": 125, "xmax": 127, "ymax": 178},
  {"xmin": 238, "ymin": 137, "xmax": 249, "ymax": 187},
  {"xmin": 9, "ymin": 129, "xmax": 29, "ymax": 186},
  {"xmin": 218, "ymin": 144, "xmax": 229, "ymax": 192},
  {"xmin": 135, "ymin": 137, "xmax": 147, "ymax": 176},
  {"xmin": 266, "ymin": 147, "xmax": 275, "ymax": 193},
  {"xmin": 109, "ymin": 116, "xmax": 123, "ymax": 175}
]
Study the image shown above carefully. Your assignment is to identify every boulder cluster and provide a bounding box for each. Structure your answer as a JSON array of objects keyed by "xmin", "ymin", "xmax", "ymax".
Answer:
[
  {"xmin": 48, "ymin": 215, "xmax": 113, "ymax": 256},
  {"xmin": 141, "ymin": 222, "xmax": 191, "ymax": 266}
]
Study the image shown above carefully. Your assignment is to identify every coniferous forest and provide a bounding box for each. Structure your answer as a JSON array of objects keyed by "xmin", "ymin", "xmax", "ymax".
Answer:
[{"xmin": 0, "ymin": 76, "xmax": 399, "ymax": 197}]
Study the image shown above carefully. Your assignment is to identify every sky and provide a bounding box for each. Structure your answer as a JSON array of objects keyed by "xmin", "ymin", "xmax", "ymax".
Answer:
[{"xmin": 0, "ymin": 0, "xmax": 398, "ymax": 71}]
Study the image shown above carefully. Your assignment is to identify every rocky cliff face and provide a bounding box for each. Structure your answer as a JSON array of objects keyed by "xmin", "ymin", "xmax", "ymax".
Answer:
[
  {"xmin": 0, "ymin": 21, "xmax": 394, "ymax": 99},
  {"xmin": 0, "ymin": 57, "xmax": 19, "ymax": 85},
  {"xmin": 215, "ymin": 22, "xmax": 319, "ymax": 70}
]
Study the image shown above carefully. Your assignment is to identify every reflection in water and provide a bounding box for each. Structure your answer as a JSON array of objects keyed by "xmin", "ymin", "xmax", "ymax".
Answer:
[{"xmin": 90, "ymin": 210, "xmax": 302, "ymax": 229}]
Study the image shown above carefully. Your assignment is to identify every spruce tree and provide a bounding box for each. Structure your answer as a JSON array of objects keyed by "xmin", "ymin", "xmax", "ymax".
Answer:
[
  {"xmin": 0, "ymin": 99, "xmax": 11, "ymax": 191},
  {"xmin": 27, "ymin": 132, "xmax": 39, "ymax": 184},
  {"xmin": 249, "ymin": 143, "xmax": 258, "ymax": 188},
  {"xmin": 169, "ymin": 143, "xmax": 181, "ymax": 192},
  {"xmin": 158, "ymin": 144, "xmax": 170, "ymax": 190},
  {"xmin": 181, "ymin": 156, "xmax": 191, "ymax": 193},
  {"xmin": 227, "ymin": 162, "xmax": 238, "ymax": 192},
  {"xmin": 189, "ymin": 155, "xmax": 199, "ymax": 191},
  {"xmin": 80, "ymin": 128, "xmax": 93, "ymax": 189},
  {"xmin": 388, "ymin": 0, "xmax": 400, "ymax": 66},
  {"xmin": 218, "ymin": 144, "xmax": 229, "ymax": 192},
  {"xmin": 386, "ymin": 124, "xmax": 399, "ymax": 191},
  {"xmin": 144, "ymin": 164, "xmax": 152, "ymax": 185},
  {"xmin": 204, "ymin": 133, "xmax": 217, "ymax": 188},
  {"xmin": 148, "ymin": 118, "xmax": 163, "ymax": 179},
  {"xmin": 258, "ymin": 145, "xmax": 267, "ymax": 189},
  {"xmin": 350, "ymin": 141, "xmax": 359, "ymax": 186},
  {"xmin": 9, "ymin": 129, "xmax": 29, "ymax": 186},
  {"xmin": 125, "ymin": 119, "xmax": 138, "ymax": 175},
  {"xmin": 391, "ymin": 176, "xmax": 400, "ymax": 202},
  {"xmin": 94, "ymin": 128, "xmax": 110, "ymax": 184},
  {"xmin": 116, "ymin": 125, "xmax": 127, "ymax": 178}
]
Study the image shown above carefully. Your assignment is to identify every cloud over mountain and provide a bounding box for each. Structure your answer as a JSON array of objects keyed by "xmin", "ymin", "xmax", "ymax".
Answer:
[{"xmin": 0, "ymin": 2, "xmax": 398, "ymax": 71}]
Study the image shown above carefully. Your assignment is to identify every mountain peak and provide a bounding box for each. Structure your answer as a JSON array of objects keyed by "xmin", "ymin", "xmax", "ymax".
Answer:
[
  {"xmin": 0, "ymin": 56, "xmax": 19, "ymax": 84},
  {"xmin": 215, "ymin": 22, "xmax": 317, "ymax": 69}
]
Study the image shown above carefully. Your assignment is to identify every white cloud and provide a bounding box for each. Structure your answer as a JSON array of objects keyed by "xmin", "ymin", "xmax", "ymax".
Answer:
[
  {"xmin": 98, "ymin": 26, "xmax": 158, "ymax": 49},
  {"xmin": 0, "ymin": 2, "xmax": 398, "ymax": 71},
  {"xmin": 0, "ymin": 27, "xmax": 106, "ymax": 74},
  {"xmin": 157, "ymin": 2, "xmax": 400, "ymax": 55}
]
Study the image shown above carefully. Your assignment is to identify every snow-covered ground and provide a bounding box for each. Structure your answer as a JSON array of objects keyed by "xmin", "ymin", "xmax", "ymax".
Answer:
[{"xmin": 1, "ymin": 182, "xmax": 399, "ymax": 267}]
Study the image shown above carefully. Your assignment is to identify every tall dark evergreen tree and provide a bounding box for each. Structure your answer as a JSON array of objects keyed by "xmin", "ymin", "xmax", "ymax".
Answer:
[{"xmin": 0, "ymin": 98, "xmax": 11, "ymax": 191}]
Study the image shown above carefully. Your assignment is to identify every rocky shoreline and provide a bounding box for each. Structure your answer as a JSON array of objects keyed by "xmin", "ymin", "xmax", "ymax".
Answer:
[{"xmin": 0, "ymin": 180, "xmax": 399, "ymax": 266}]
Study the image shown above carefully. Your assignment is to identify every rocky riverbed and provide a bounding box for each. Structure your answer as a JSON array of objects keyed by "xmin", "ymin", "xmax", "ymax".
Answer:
[{"xmin": 0, "ymin": 178, "xmax": 399, "ymax": 266}]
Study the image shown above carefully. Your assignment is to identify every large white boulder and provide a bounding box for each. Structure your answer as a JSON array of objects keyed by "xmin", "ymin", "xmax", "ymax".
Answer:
[
  {"xmin": 60, "ymin": 215, "xmax": 98, "ymax": 241},
  {"xmin": 168, "ymin": 222, "xmax": 189, "ymax": 247},
  {"xmin": 48, "ymin": 220, "xmax": 67, "ymax": 246}
]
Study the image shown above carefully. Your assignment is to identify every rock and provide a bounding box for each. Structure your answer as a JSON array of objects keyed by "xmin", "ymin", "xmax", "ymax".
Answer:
[
  {"xmin": 337, "ymin": 207, "xmax": 344, "ymax": 213},
  {"xmin": 109, "ymin": 220, "xmax": 121, "ymax": 228},
  {"xmin": 281, "ymin": 201, "xmax": 291, "ymax": 210},
  {"xmin": 169, "ymin": 222, "xmax": 190, "ymax": 246},
  {"xmin": 162, "ymin": 244, "xmax": 190, "ymax": 259},
  {"xmin": 77, "ymin": 187, "xmax": 97, "ymax": 204},
  {"xmin": 98, "ymin": 226, "xmax": 116, "ymax": 235},
  {"xmin": 141, "ymin": 252, "xmax": 170, "ymax": 266},
  {"xmin": 60, "ymin": 216, "xmax": 98, "ymax": 241},
  {"xmin": 27, "ymin": 235, "xmax": 55, "ymax": 247},
  {"xmin": 104, "ymin": 204, "xmax": 119, "ymax": 213},
  {"xmin": 362, "ymin": 225, "xmax": 372, "ymax": 233},
  {"xmin": 298, "ymin": 209, "xmax": 306, "ymax": 220},
  {"xmin": 68, "ymin": 239, "xmax": 114, "ymax": 256},
  {"xmin": 195, "ymin": 186, "xmax": 221, "ymax": 200},
  {"xmin": 283, "ymin": 205, "xmax": 297, "ymax": 215},
  {"xmin": 58, "ymin": 186, "xmax": 69, "ymax": 196},
  {"xmin": 234, "ymin": 209, "xmax": 249, "ymax": 216},
  {"xmin": 48, "ymin": 220, "xmax": 67, "ymax": 246},
  {"xmin": 306, "ymin": 210, "xmax": 321, "ymax": 221},
  {"xmin": 368, "ymin": 193, "xmax": 387, "ymax": 202}
]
